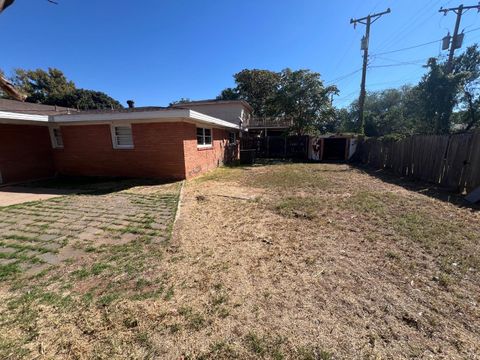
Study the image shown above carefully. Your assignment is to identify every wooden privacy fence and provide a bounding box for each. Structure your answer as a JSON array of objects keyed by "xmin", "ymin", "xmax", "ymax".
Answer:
[{"xmin": 357, "ymin": 130, "xmax": 480, "ymax": 194}]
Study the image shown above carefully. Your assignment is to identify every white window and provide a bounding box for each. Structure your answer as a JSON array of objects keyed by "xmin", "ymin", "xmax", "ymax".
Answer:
[
  {"xmin": 50, "ymin": 127, "xmax": 64, "ymax": 149},
  {"xmin": 111, "ymin": 125, "xmax": 134, "ymax": 149},
  {"xmin": 197, "ymin": 127, "xmax": 212, "ymax": 148}
]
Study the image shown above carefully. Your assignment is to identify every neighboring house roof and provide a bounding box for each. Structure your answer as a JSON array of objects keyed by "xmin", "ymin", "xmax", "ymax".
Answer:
[
  {"xmin": 0, "ymin": 99, "xmax": 77, "ymax": 115},
  {"xmin": 171, "ymin": 99, "xmax": 254, "ymax": 113}
]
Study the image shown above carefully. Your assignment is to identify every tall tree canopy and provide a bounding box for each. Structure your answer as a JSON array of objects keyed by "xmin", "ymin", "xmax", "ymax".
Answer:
[
  {"xmin": 1, "ymin": 68, "xmax": 123, "ymax": 110},
  {"xmin": 338, "ymin": 45, "xmax": 480, "ymax": 137},
  {"xmin": 452, "ymin": 45, "xmax": 480, "ymax": 131},
  {"xmin": 340, "ymin": 86, "xmax": 417, "ymax": 137},
  {"xmin": 218, "ymin": 68, "xmax": 337, "ymax": 135}
]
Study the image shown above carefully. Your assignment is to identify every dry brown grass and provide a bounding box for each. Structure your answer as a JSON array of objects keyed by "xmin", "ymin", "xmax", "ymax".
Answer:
[{"xmin": 1, "ymin": 164, "xmax": 479, "ymax": 359}]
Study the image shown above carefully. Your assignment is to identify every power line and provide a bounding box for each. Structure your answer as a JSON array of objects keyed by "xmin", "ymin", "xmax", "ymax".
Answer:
[
  {"xmin": 375, "ymin": 0, "xmax": 438, "ymax": 52},
  {"xmin": 372, "ymin": 55, "xmax": 431, "ymax": 64},
  {"xmin": 370, "ymin": 26, "xmax": 480, "ymax": 57},
  {"xmin": 325, "ymin": 68, "xmax": 363, "ymax": 85},
  {"xmin": 370, "ymin": 63, "xmax": 425, "ymax": 68},
  {"xmin": 372, "ymin": 39, "xmax": 442, "ymax": 56}
]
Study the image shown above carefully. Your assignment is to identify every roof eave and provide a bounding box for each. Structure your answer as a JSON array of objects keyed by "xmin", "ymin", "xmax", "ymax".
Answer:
[
  {"xmin": 0, "ymin": 111, "xmax": 50, "ymax": 125},
  {"xmin": 52, "ymin": 109, "xmax": 239, "ymax": 130}
]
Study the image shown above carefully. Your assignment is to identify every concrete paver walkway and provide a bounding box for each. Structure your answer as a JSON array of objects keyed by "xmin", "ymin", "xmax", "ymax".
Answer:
[{"xmin": 0, "ymin": 186, "xmax": 78, "ymax": 207}]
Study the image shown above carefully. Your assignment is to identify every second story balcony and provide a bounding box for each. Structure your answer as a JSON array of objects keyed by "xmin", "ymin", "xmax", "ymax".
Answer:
[{"xmin": 246, "ymin": 116, "xmax": 294, "ymax": 129}]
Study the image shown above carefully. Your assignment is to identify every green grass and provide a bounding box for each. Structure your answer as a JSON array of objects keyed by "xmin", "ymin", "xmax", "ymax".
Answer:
[
  {"xmin": 196, "ymin": 164, "xmax": 331, "ymax": 190},
  {"xmin": 71, "ymin": 262, "xmax": 111, "ymax": 279},
  {"xmin": 178, "ymin": 306, "xmax": 206, "ymax": 331},
  {"xmin": 98, "ymin": 292, "xmax": 120, "ymax": 306},
  {"xmin": 275, "ymin": 196, "xmax": 319, "ymax": 220},
  {"xmin": 244, "ymin": 332, "xmax": 287, "ymax": 359},
  {"xmin": 341, "ymin": 191, "xmax": 390, "ymax": 215},
  {"xmin": 296, "ymin": 346, "xmax": 333, "ymax": 360},
  {"xmin": 0, "ymin": 263, "xmax": 21, "ymax": 280},
  {"xmin": 247, "ymin": 165, "xmax": 330, "ymax": 190}
]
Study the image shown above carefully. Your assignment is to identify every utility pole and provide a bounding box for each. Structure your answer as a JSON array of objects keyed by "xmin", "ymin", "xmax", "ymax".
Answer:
[
  {"xmin": 350, "ymin": 8, "xmax": 391, "ymax": 135},
  {"xmin": 440, "ymin": 3, "xmax": 480, "ymax": 73}
]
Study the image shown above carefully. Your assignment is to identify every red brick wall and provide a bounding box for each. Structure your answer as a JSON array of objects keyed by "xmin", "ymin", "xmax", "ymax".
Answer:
[
  {"xmin": 53, "ymin": 122, "xmax": 187, "ymax": 180},
  {"xmin": 183, "ymin": 124, "xmax": 235, "ymax": 179},
  {"xmin": 0, "ymin": 124, "xmax": 55, "ymax": 184}
]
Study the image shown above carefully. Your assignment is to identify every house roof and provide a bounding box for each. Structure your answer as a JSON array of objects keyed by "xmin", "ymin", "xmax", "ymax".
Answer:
[
  {"xmin": 0, "ymin": 99, "xmax": 77, "ymax": 115},
  {"xmin": 0, "ymin": 100, "xmax": 240, "ymax": 130},
  {"xmin": 171, "ymin": 99, "xmax": 254, "ymax": 112},
  {"xmin": 76, "ymin": 106, "xmax": 166, "ymax": 114},
  {"xmin": 52, "ymin": 108, "xmax": 239, "ymax": 129}
]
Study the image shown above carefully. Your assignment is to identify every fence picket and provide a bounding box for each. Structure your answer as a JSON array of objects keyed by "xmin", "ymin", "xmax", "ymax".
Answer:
[{"xmin": 358, "ymin": 130, "xmax": 480, "ymax": 194}]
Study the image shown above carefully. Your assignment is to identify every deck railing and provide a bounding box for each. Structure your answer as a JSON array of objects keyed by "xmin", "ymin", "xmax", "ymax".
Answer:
[{"xmin": 246, "ymin": 117, "xmax": 294, "ymax": 128}]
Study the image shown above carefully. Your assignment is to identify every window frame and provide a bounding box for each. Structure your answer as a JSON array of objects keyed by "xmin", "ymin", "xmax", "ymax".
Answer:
[
  {"xmin": 111, "ymin": 124, "xmax": 134, "ymax": 149},
  {"xmin": 196, "ymin": 127, "xmax": 213, "ymax": 149},
  {"xmin": 49, "ymin": 126, "xmax": 64, "ymax": 149},
  {"xmin": 228, "ymin": 131, "xmax": 237, "ymax": 145}
]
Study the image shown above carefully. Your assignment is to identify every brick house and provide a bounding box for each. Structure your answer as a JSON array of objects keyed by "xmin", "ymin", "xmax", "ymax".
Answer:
[{"xmin": 0, "ymin": 99, "xmax": 243, "ymax": 185}]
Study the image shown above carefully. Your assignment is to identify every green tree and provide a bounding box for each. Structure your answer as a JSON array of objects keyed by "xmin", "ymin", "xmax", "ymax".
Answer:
[
  {"xmin": 61, "ymin": 89, "xmax": 123, "ymax": 110},
  {"xmin": 338, "ymin": 86, "xmax": 416, "ymax": 137},
  {"xmin": 218, "ymin": 69, "xmax": 280, "ymax": 117},
  {"xmin": 452, "ymin": 45, "xmax": 480, "ymax": 131},
  {"xmin": 339, "ymin": 48, "xmax": 478, "ymax": 136},
  {"xmin": 169, "ymin": 97, "xmax": 192, "ymax": 106},
  {"xmin": 272, "ymin": 69, "xmax": 338, "ymax": 135},
  {"xmin": 3, "ymin": 67, "xmax": 122, "ymax": 110},
  {"xmin": 414, "ymin": 58, "xmax": 464, "ymax": 134},
  {"xmin": 217, "ymin": 88, "xmax": 239, "ymax": 100},
  {"xmin": 12, "ymin": 68, "xmax": 75, "ymax": 104},
  {"xmin": 219, "ymin": 68, "xmax": 337, "ymax": 134}
]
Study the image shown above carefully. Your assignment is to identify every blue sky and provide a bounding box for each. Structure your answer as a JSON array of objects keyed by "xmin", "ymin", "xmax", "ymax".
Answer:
[{"xmin": 1, "ymin": 0, "xmax": 480, "ymax": 108}]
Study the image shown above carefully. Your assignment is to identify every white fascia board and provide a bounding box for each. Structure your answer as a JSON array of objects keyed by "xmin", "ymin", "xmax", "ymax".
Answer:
[
  {"xmin": 0, "ymin": 111, "xmax": 50, "ymax": 124},
  {"xmin": 188, "ymin": 110, "xmax": 239, "ymax": 129}
]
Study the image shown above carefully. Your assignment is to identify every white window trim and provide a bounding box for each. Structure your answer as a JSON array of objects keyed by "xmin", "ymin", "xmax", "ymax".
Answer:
[
  {"xmin": 110, "ymin": 124, "xmax": 134, "ymax": 149},
  {"xmin": 49, "ymin": 126, "xmax": 64, "ymax": 149},
  {"xmin": 197, "ymin": 127, "xmax": 213, "ymax": 149}
]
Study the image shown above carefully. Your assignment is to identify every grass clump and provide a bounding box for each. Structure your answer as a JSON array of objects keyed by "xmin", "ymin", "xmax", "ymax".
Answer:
[
  {"xmin": 0, "ymin": 263, "xmax": 21, "ymax": 280},
  {"xmin": 244, "ymin": 332, "xmax": 286, "ymax": 359},
  {"xmin": 275, "ymin": 196, "xmax": 318, "ymax": 220},
  {"xmin": 296, "ymin": 346, "xmax": 333, "ymax": 360},
  {"xmin": 178, "ymin": 306, "xmax": 206, "ymax": 331}
]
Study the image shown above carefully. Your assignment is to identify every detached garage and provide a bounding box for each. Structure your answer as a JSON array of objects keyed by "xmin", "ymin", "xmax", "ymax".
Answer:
[{"xmin": 308, "ymin": 135, "xmax": 359, "ymax": 162}]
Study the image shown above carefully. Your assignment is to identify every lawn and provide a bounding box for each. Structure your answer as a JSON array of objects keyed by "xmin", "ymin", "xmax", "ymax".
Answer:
[{"xmin": 0, "ymin": 164, "xmax": 479, "ymax": 359}]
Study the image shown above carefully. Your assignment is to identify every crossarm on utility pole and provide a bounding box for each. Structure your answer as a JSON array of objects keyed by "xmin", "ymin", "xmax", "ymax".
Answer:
[{"xmin": 439, "ymin": 3, "xmax": 480, "ymax": 73}]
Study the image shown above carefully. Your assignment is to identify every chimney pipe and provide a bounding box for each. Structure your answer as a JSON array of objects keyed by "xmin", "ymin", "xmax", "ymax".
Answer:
[{"xmin": 127, "ymin": 100, "xmax": 135, "ymax": 109}]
